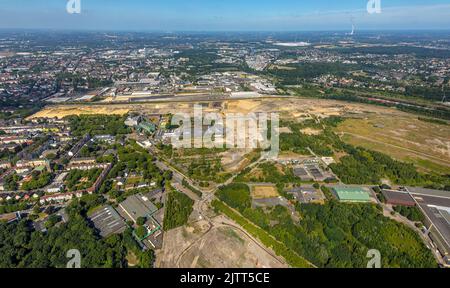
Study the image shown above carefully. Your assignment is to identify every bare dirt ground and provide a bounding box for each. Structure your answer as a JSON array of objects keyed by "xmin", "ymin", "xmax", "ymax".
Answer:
[
  {"xmin": 31, "ymin": 97, "xmax": 393, "ymax": 121},
  {"xmin": 279, "ymin": 126, "xmax": 293, "ymax": 134},
  {"xmin": 31, "ymin": 97, "xmax": 448, "ymax": 173},
  {"xmin": 250, "ymin": 185, "xmax": 280, "ymax": 199},
  {"xmin": 156, "ymin": 216, "xmax": 287, "ymax": 268},
  {"xmin": 156, "ymin": 220, "xmax": 211, "ymax": 268},
  {"xmin": 178, "ymin": 226, "xmax": 286, "ymax": 268},
  {"xmin": 28, "ymin": 106, "xmax": 130, "ymax": 119},
  {"xmin": 32, "ymin": 97, "xmax": 385, "ymax": 119},
  {"xmin": 301, "ymin": 128, "xmax": 322, "ymax": 135}
]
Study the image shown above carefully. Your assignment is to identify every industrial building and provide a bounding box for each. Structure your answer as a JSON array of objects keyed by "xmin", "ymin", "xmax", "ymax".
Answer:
[
  {"xmin": 117, "ymin": 193, "xmax": 158, "ymax": 223},
  {"xmin": 88, "ymin": 205, "xmax": 127, "ymax": 238},
  {"xmin": 332, "ymin": 186, "xmax": 371, "ymax": 203},
  {"xmin": 293, "ymin": 167, "xmax": 313, "ymax": 181},
  {"xmin": 293, "ymin": 163, "xmax": 335, "ymax": 182},
  {"xmin": 382, "ymin": 189, "xmax": 416, "ymax": 207},
  {"xmin": 117, "ymin": 193, "xmax": 164, "ymax": 249},
  {"xmin": 287, "ymin": 186, "xmax": 325, "ymax": 204},
  {"xmin": 305, "ymin": 164, "xmax": 326, "ymax": 181},
  {"xmin": 137, "ymin": 121, "xmax": 156, "ymax": 134},
  {"xmin": 406, "ymin": 187, "xmax": 450, "ymax": 260}
]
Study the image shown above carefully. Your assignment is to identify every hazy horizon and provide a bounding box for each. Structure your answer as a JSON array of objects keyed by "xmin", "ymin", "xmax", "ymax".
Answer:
[{"xmin": 0, "ymin": 0, "xmax": 450, "ymax": 32}]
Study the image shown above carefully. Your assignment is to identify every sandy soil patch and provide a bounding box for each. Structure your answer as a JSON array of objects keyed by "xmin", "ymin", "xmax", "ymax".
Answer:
[
  {"xmin": 251, "ymin": 185, "xmax": 279, "ymax": 199},
  {"xmin": 157, "ymin": 216, "xmax": 287, "ymax": 268},
  {"xmin": 301, "ymin": 128, "xmax": 322, "ymax": 135},
  {"xmin": 279, "ymin": 127, "xmax": 293, "ymax": 134},
  {"xmin": 29, "ymin": 106, "xmax": 130, "ymax": 119},
  {"xmin": 178, "ymin": 225, "xmax": 286, "ymax": 268}
]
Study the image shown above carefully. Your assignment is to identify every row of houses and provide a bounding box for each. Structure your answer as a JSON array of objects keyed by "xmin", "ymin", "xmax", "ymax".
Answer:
[
  {"xmin": 68, "ymin": 134, "xmax": 91, "ymax": 158},
  {"xmin": 40, "ymin": 163, "xmax": 112, "ymax": 204}
]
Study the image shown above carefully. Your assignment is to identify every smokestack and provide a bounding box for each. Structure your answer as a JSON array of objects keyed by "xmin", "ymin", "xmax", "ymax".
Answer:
[{"xmin": 350, "ymin": 17, "xmax": 355, "ymax": 36}]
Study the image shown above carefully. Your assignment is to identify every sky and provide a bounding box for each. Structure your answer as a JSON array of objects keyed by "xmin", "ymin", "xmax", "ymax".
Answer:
[{"xmin": 0, "ymin": 0, "xmax": 449, "ymax": 31}]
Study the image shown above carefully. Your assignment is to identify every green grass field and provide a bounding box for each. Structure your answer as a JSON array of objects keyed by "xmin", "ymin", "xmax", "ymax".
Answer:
[{"xmin": 336, "ymin": 115, "xmax": 450, "ymax": 175}]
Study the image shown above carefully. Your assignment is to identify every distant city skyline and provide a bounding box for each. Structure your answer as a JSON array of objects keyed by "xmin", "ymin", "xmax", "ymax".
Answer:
[{"xmin": 0, "ymin": 0, "xmax": 450, "ymax": 31}]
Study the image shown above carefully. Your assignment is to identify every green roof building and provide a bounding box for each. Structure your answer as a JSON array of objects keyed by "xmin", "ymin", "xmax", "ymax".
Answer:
[
  {"xmin": 138, "ymin": 121, "xmax": 156, "ymax": 134},
  {"xmin": 34, "ymin": 165, "xmax": 46, "ymax": 173},
  {"xmin": 332, "ymin": 186, "xmax": 371, "ymax": 203}
]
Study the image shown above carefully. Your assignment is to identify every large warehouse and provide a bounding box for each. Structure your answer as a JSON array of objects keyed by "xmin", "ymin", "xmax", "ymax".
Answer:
[
  {"xmin": 332, "ymin": 186, "xmax": 371, "ymax": 203},
  {"xmin": 381, "ymin": 189, "xmax": 416, "ymax": 207}
]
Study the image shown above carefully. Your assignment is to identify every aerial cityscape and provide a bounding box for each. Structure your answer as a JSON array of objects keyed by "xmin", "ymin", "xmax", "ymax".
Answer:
[{"xmin": 0, "ymin": 0, "xmax": 449, "ymax": 273}]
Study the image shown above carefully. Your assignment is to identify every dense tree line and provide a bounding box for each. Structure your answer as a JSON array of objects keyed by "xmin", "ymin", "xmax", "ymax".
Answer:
[
  {"xmin": 21, "ymin": 171, "xmax": 53, "ymax": 191},
  {"xmin": 265, "ymin": 62, "xmax": 361, "ymax": 85},
  {"xmin": 66, "ymin": 115, "xmax": 130, "ymax": 137},
  {"xmin": 216, "ymin": 183, "xmax": 436, "ymax": 268},
  {"xmin": 393, "ymin": 206, "xmax": 425, "ymax": 223},
  {"xmin": 100, "ymin": 143, "xmax": 166, "ymax": 202},
  {"xmin": 163, "ymin": 190, "xmax": 193, "ymax": 231},
  {"xmin": 405, "ymin": 85, "xmax": 448, "ymax": 102},
  {"xmin": 65, "ymin": 168, "xmax": 102, "ymax": 192},
  {"xmin": 0, "ymin": 201, "xmax": 28, "ymax": 214},
  {"xmin": 87, "ymin": 77, "xmax": 113, "ymax": 89},
  {"xmin": 0, "ymin": 216, "xmax": 127, "ymax": 268},
  {"xmin": 187, "ymin": 156, "xmax": 229, "ymax": 182},
  {"xmin": 3, "ymin": 172, "xmax": 20, "ymax": 191},
  {"xmin": 217, "ymin": 183, "xmax": 252, "ymax": 212},
  {"xmin": 330, "ymin": 146, "xmax": 450, "ymax": 189},
  {"xmin": 334, "ymin": 46, "xmax": 450, "ymax": 59},
  {"xmin": 0, "ymin": 216, "xmax": 154, "ymax": 268},
  {"xmin": 0, "ymin": 194, "xmax": 155, "ymax": 268},
  {"xmin": 280, "ymin": 122, "xmax": 339, "ymax": 156}
]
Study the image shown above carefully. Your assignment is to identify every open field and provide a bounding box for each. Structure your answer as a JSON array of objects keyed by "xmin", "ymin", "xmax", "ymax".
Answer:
[
  {"xmin": 156, "ymin": 220, "xmax": 210, "ymax": 268},
  {"xmin": 28, "ymin": 105, "xmax": 130, "ymax": 119},
  {"xmin": 301, "ymin": 128, "xmax": 322, "ymax": 135},
  {"xmin": 31, "ymin": 97, "xmax": 392, "ymax": 120},
  {"xmin": 0, "ymin": 51, "xmax": 15, "ymax": 57},
  {"xmin": 268, "ymin": 64, "xmax": 296, "ymax": 71},
  {"xmin": 156, "ymin": 217, "xmax": 287, "ymax": 268},
  {"xmin": 336, "ymin": 115, "xmax": 450, "ymax": 174},
  {"xmin": 178, "ymin": 225, "xmax": 287, "ymax": 268},
  {"xmin": 29, "ymin": 98, "xmax": 449, "ymax": 175},
  {"xmin": 250, "ymin": 185, "xmax": 280, "ymax": 199}
]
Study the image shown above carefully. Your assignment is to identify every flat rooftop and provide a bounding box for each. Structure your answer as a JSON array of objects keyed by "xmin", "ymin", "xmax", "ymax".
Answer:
[
  {"xmin": 407, "ymin": 187, "xmax": 450, "ymax": 199},
  {"xmin": 382, "ymin": 189, "xmax": 416, "ymax": 206},
  {"xmin": 118, "ymin": 193, "xmax": 158, "ymax": 223},
  {"xmin": 332, "ymin": 186, "xmax": 371, "ymax": 202},
  {"xmin": 88, "ymin": 205, "xmax": 127, "ymax": 238},
  {"xmin": 412, "ymin": 193, "xmax": 450, "ymax": 255}
]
